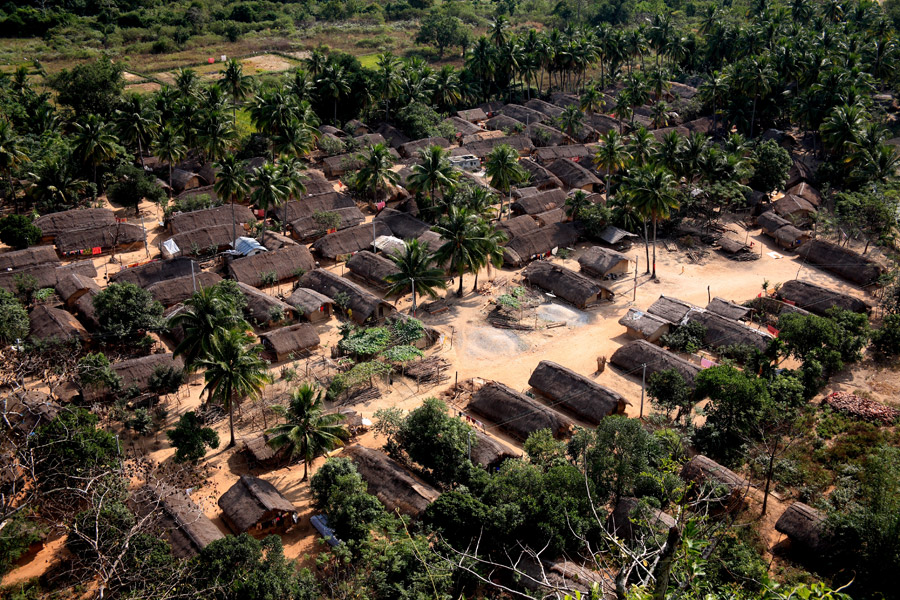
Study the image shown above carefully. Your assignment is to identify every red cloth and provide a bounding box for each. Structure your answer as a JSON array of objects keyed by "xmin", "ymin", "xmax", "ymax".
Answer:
[
  {"xmin": 92, "ymin": 247, "xmax": 102, "ymax": 255},
  {"xmin": 767, "ymin": 325, "xmax": 780, "ymax": 336}
]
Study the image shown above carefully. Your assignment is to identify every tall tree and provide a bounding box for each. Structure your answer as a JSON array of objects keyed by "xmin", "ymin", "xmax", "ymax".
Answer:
[
  {"xmin": 433, "ymin": 206, "xmax": 484, "ymax": 297},
  {"xmin": 0, "ymin": 121, "xmax": 28, "ymax": 211},
  {"xmin": 116, "ymin": 94, "xmax": 158, "ymax": 170},
  {"xmin": 170, "ymin": 283, "xmax": 250, "ymax": 370},
  {"xmin": 152, "ymin": 125, "xmax": 187, "ymax": 200},
  {"xmin": 593, "ymin": 130, "xmax": 630, "ymax": 202},
  {"xmin": 73, "ymin": 114, "xmax": 119, "ymax": 185},
  {"xmin": 317, "ymin": 63, "xmax": 350, "ymax": 126},
  {"xmin": 407, "ymin": 145, "xmax": 457, "ymax": 211},
  {"xmin": 626, "ymin": 166, "xmax": 679, "ymax": 279},
  {"xmin": 484, "ymin": 144, "xmax": 528, "ymax": 221},
  {"xmin": 355, "ymin": 143, "xmax": 399, "ymax": 206},
  {"xmin": 220, "ymin": 58, "xmax": 253, "ymax": 125},
  {"xmin": 214, "ymin": 155, "xmax": 250, "ymax": 244},
  {"xmin": 250, "ymin": 163, "xmax": 290, "ymax": 247},
  {"xmin": 385, "ymin": 239, "xmax": 447, "ymax": 315}
]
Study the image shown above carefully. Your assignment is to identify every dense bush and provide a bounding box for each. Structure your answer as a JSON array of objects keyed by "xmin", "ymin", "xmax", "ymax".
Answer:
[{"xmin": 0, "ymin": 214, "xmax": 41, "ymax": 249}]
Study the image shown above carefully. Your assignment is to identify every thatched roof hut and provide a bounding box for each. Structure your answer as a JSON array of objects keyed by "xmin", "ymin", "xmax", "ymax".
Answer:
[
  {"xmin": 299, "ymin": 269, "xmax": 394, "ymax": 324},
  {"xmin": 547, "ymin": 159, "xmax": 601, "ymax": 191},
  {"xmin": 170, "ymin": 169, "xmax": 202, "ymax": 194},
  {"xmin": 797, "ymin": 239, "xmax": 884, "ymax": 286},
  {"xmin": 34, "ymin": 208, "xmax": 115, "ymax": 241},
  {"xmin": 757, "ymin": 211, "xmax": 790, "ymax": 236},
  {"xmin": 132, "ymin": 484, "xmax": 224, "ymax": 559},
  {"xmin": 501, "ymin": 103, "xmax": 547, "ymax": 124},
  {"xmin": 346, "ymin": 119, "xmax": 370, "ymax": 135},
  {"xmin": 528, "ymin": 360, "xmax": 628, "ymax": 425},
  {"xmin": 374, "ymin": 122, "xmax": 411, "ymax": 148},
  {"xmin": 647, "ymin": 295, "xmax": 698, "ymax": 324},
  {"xmin": 169, "ymin": 204, "xmax": 255, "ymax": 235},
  {"xmin": 469, "ymin": 429, "xmax": 520, "ymax": 471},
  {"xmin": 618, "ymin": 308, "xmax": 670, "ymax": 343},
  {"xmin": 6, "ymin": 390, "xmax": 60, "ymax": 437},
  {"xmin": 775, "ymin": 502, "xmax": 828, "ymax": 554},
  {"xmin": 444, "ymin": 116, "xmax": 482, "ymax": 137},
  {"xmin": 511, "ymin": 188, "xmax": 566, "ymax": 216},
  {"xmin": 74, "ymin": 289, "xmax": 100, "ymax": 329},
  {"xmin": 579, "ymin": 246, "xmax": 630, "ymax": 278},
  {"xmin": 610, "ymin": 340, "xmax": 701, "ymax": 388},
  {"xmin": 243, "ymin": 433, "xmax": 292, "ymax": 469},
  {"xmin": 146, "ymin": 273, "xmax": 221, "ymax": 308},
  {"xmin": 706, "ymin": 297, "xmax": 751, "ymax": 321},
  {"xmin": 524, "ymin": 98, "xmax": 564, "ymax": 118},
  {"xmin": 469, "ymin": 381, "xmax": 573, "ymax": 441},
  {"xmin": 29, "ymin": 305, "xmax": 89, "ymax": 344},
  {"xmin": 289, "ymin": 207, "xmax": 365, "ymax": 242},
  {"xmin": 607, "ymin": 497, "xmax": 676, "ymax": 541},
  {"xmin": 457, "ymin": 108, "xmax": 488, "ymax": 123},
  {"xmin": 343, "ymin": 445, "xmax": 440, "ymax": 517},
  {"xmin": 352, "ymin": 133, "xmax": 386, "ymax": 147},
  {"xmin": 169, "ymin": 225, "xmax": 234, "ymax": 256},
  {"xmin": 503, "ymin": 223, "xmax": 580, "ymax": 267},
  {"xmin": 485, "ymin": 113, "xmax": 523, "ymax": 131},
  {"xmin": 774, "ymin": 194, "xmax": 816, "ymax": 223},
  {"xmin": 259, "ymin": 323, "xmax": 320, "ymax": 362},
  {"xmin": 524, "ymin": 261, "xmax": 612, "ymax": 308},
  {"xmin": 534, "ymin": 208, "xmax": 566, "ymax": 227},
  {"xmin": 525, "ymin": 123, "xmax": 572, "ymax": 147},
  {"xmin": 235, "ymin": 282, "xmax": 298, "ymax": 329},
  {"xmin": 776, "ymin": 280, "xmax": 870, "ymax": 315},
  {"xmin": 519, "ymin": 158, "xmax": 564, "ymax": 190},
  {"xmin": 463, "ymin": 135, "xmax": 534, "ymax": 159},
  {"xmin": 0, "ymin": 246, "xmax": 59, "ymax": 271},
  {"xmin": 0, "ymin": 259, "xmax": 97, "ymax": 294},
  {"xmin": 261, "ymin": 231, "xmax": 297, "ymax": 250},
  {"xmin": 680, "ymin": 455, "xmax": 750, "ymax": 511},
  {"xmin": 533, "ymin": 145, "xmax": 593, "ymax": 164},
  {"xmin": 685, "ymin": 310, "xmax": 773, "ymax": 352},
  {"xmin": 587, "ymin": 113, "xmax": 624, "ymax": 134},
  {"xmin": 375, "ymin": 208, "xmax": 432, "ymax": 240},
  {"xmin": 717, "ymin": 237, "xmax": 751, "ymax": 254},
  {"xmin": 83, "ymin": 353, "xmax": 184, "ymax": 403},
  {"xmin": 774, "ymin": 225, "xmax": 809, "ymax": 249},
  {"xmin": 109, "ymin": 257, "xmax": 197, "ymax": 287},
  {"xmin": 227, "ymin": 246, "xmax": 316, "ymax": 288},
  {"xmin": 55, "ymin": 223, "xmax": 145, "ymax": 255},
  {"xmin": 275, "ymin": 193, "xmax": 356, "ymax": 222},
  {"xmin": 55, "ymin": 273, "xmax": 100, "ymax": 307},
  {"xmin": 497, "ymin": 215, "xmax": 539, "ymax": 240},
  {"xmin": 311, "ymin": 223, "xmax": 392, "ymax": 259},
  {"xmin": 786, "ymin": 182, "xmax": 822, "ymax": 207},
  {"xmin": 172, "ymin": 185, "xmax": 218, "ymax": 206},
  {"xmin": 398, "ymin": 136, "xmax": 451, "ymax": 159},
  {"xmin": 287, "ymin": 288, "xmax": 333, "ymax": 323},
  {"xmin": 218, "ymin": 475, "xmax": 297, "ymax": 535},
  {"xmin": 346, "ymin": 251, "xmax": 397, "ymax": 289}
]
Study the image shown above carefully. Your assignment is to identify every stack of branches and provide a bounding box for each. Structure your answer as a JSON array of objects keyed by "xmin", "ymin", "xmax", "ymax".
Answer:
[
  {"xmin": 824, "ymin": 391, "xmax": 900, "ymax": 426},
  {"xmin": 487, "ymin": 286, "xmax": 545, "ymax": 330},
  {"xmin": 404, "ymin": 356, "xmax": 451, "ymax": 386}
]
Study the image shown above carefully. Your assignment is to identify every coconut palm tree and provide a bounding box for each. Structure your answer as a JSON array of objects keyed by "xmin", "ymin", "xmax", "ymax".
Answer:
[
  {"xmin": 627, "ymin": 127, "xmax": 656, "ymax": 167},
  {"xmin": 214, "ymin": 155, "xmax": 250, "ymax": 244},
  {"xmin": 116, "ymin": 94, "xmax": 158, "ymax": 170},
  {"xmin": 317, "ymin": 63, "xmax": 350, "ymax": 126},
  {"xmin": 565, "ymin": 190, "xmax": 591, "ymax": 220},
  {"xmin": 220, "ymin": 58, "xmax": 254, "ymax": 125},
  {"xmin": 650, "ymin": 101, "xmax": 670, "ymax": 129},
  {"xmin": 558, "ymin": 105, "xmax": 584, "ymax": 139},
  {"xmin": 407, "ymin": 145, "xmax": 457, "ymax": 210},
  {"xmin": 485, "ymin": 144, "xmax": 528, "ymax": 221},
  {"xmin": 698, "ymin": 71, "xmax": 728, "ymax": 136},
  {"xmin": 73, "ymin": 114, "xmax": 119, "ymax": 185},
  {"xmin": 250, "ymin": 162, "xmax": 291, "ymax": 246},
  {"xmin": 198, "ymin": 112, "xmax": 236, "ymax": 163},
  {"xmin": 197, "ymin": 328, "xmax": 271, "ymax": 448},
  {"xmin": 288, "ymin": 68, "xmax": 315, "ymax": 103},
  {"xmin": 625, "ymin": 166, "xmax": 679, "ymax": 279},
  {"xmin": 375, "ymin": 53, "xmax": 403, "ymax": 121},
  {"xmin": 152, "ymin": 125, "xmax": 187, "ymax": 199},
  {"xmin": 385, "ymin": 239, "xmax": 447, "ymax": 315},
  {"xmin": 820, "ymin": 103, "xmax": 866, "ymax": 158},
  {"xmin": 0, "ymin": 120, "xmax": 28, "ymax": 211},
  {"xmin": 356, "ymin": 143, "xmax": 399, "ymax": 207},
  {"xmin": 305, "ymin": 45, "xmax": 329, "ymax": 77},
  {"xmin": 170, "ymin": 283, "xmax": 250, "ymax": 369},
  {"xmin": 27, "ymin": 158, "xmax": 87, "ymax": 212},
  {"xmin": 593, "ymin": 130, "xmax": 630, "ymax": 201},
  {"xmin": 250, "ymin": 90, "xmax": 298, "ymax": 160},
  {"xmin": 472, "ymin": 219, "xmax": 507, "ymax": 291},
  {"xmin": 580, "ymin": 83, "xmax": 606, "ymax": 120},
  {"xmin": 272, "ymin": 118, "xmax": 315, "ymax": 159},
  {"xmin": 432, "ymin": 65, "xmax": 462, "ymax": 110},
  {"xmin": 266, "ymin": 383, "xmax": 347, "ymax": 480},
  {"xmin": 433, "ymin": 206, "xmax": 484, "ymax": 297},
  {"xmin": 174, "ymin": 68, "xmax": 200, "ymax": 98}
]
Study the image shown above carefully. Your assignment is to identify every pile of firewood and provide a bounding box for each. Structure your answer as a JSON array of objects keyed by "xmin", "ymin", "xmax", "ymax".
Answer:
[
  {"xmin": 824, "ymin": 391, "xmax": 900, "ymax": 426},
  {"xmin": 405, "ymin": 356, "xmax": 451, "ymax": 385}
]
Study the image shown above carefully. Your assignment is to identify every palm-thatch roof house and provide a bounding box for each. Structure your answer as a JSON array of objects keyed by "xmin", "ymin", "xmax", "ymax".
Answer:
[
  {"xmin": 146, "ymin": 272, "xmax": 222, "ymax": 308},
  {"xmin": 170, "ymin": 169, "xmax": 202, "ymax": 194},
  {"xmin": 398, "ymin": 136, "xmax": 451, "ymax": 159},
  {"xmin": 457, "ymin": 108, "xmax": 488, "ymax": 123},
  {"xmin": 533, "ymin": 145, "xmax": 593, "ymax": 164},
  {"xmin": 374, "ymin": 122, "xmax": 411, "ymax": 148},
  {"xmin": 618, "ymin": 308, "xmax": 670, "ymax": 343},
  {"xmin": 0, "ymin": 246, "xmax": 59, "ymax": 271},
  {"xmin": 501, "ymin": 103, "xmax": 547, "ymax": 124},
  {"xmin": 444, "ymin": 116, "xmax": 482, "ymax": 137},
  {"xmin": 519, "ymin": 158, "xmax": 564, "ymax": 190},
  {"xmin": 0, "ymin": 260, "xmax": 97, "ymax": 294},
  {"xmin": 705, "ymin": 297, "xmax": 751, "ymax": 321},
  {"xmin": 29, "ymin": 305, "xmax": 89, "ymax": 345},
  {"xmin": 109, "ymin": 257, "xmax": 197, "ymax": 287},
  {"xmin": 717, "ymin": 237, "xmax": 752, "ymax": 256},
  {"xmin": 579, "ymin": 246, "xmax": 630, "ymax": 279},
  {"xmin": 55, "ymin": 223, "xmax": 145, "ymax": 257},
  {"xmin": 6, "ymin": 391, "xmax": 60, "ymax": 437},
  {"xmin": 511, "ymin": 188, "xmax": 566, "ymax": 216},
  {"xmin": 242, "ymin": 434, "xmax": 292, "ymax": 469},
  {"xmin": 470, "ymin": 429, "xmax": 520, "ymax": 471},
  {"xmin": 775, "ymin": 502, "xmax": 828, "ymax": 555},
  {"xmin": 299, "ymin": 269, "xmax": 395, "ymax": 324},
  {"xmin": 528, "ymin": 361, "xmax": 628, "ymax": 425},
  {"xmin": 469, "ymin": 381, "xmax": 573, "ymax": 441},
  {"xmin": 218, "ymin": 475, "xmax": 297, "ymax": 535},
  {"xmin": 346, "ymin": 251, "xmax": 396, "ymax": 289},
  {"xmin": 286, "ymin": 288, "xmax": 334, "ymax": 323},
  {"xmin": 351, "ymin": 133, "xmax": 386, "ymax": 148},
  {"xmin": 685, "ymin": 310, "xmax": 773, "ymax": 352},
  {"xmin": 261, "ymin": 231, "xmax": 297, "ymax": 250},
  {"xmin": 463, "ymin": 134, "xmax": 534, "ymax": 159},
  {"xmin": 55, "ymin": 273, "xmax": 100, "ymax": 307},
  {"xmin": 343, "ymin": 445, "xmax": 440, "ymax": 517},
  {"xmin": 74, "ymin": 289, "xmax": 100, "ymax": 330},
  {"xmin": 168, "ymin": 225, "xmax": 234, "ymax": 257},
  {"xmin": 757, "ymin": 211, "xmax": 791, "ymax": 237},
  {"xmin": 235, "ymin": 282, "xmax": 298, "ymax": 329},
  {"xmin": 168, "ymin": 204, "xmax": 255, "ymax": 235},
  {"xmin": 607, "ymin": 497, "xmax": 676, "ymax": 541},
  {"xmin": 786, "ymin": 182, "xmax": 822, "ymax": 207},
  {"xmin": 485, "ymin": 113, "xmax": 523, "ymax": 132},
  {"xmin": 610, "ymin": 340, "xmax": 701, "ymax": 388},
  {"xmin": 497, "ymin": 215, "xmax": 539, "ymax": 240},
  {"xmin": 524, "ymin": 98, "xmax": 565, "ymax": 118},
  {"xmin": 259, "ymin": 323, "xmax": 320, "ymax": 362},
  {"xmin": 523, "ymin": 261, "xmax": 612, "ymax": 308},
  {"xmin": 774, "ymin": 225, "xmax": 809, "ymax": 249},
  {"xmin": 275, "ymin": 193, "xmax": 356, "ymax": 223},
  {"xmin": 774, "ymin": 194, "xmax": 817, "ymax": 224},
  {"xmin": 775, "ymin": 279, "xmax": 870, "ymax": 315},
  {"xmin": 534, "ymin": 208, "xmax": 566, "ymax": 227},
  {"xmin": 227, "ymin": 246, "xmax": 316, "ymax": 288},
  {"xmin": 547, "ymin": 159, "xmax": 602, "ymax": 192},
  {"xmin": 525, "ymin": 122, "xmax": 572, "ymax": 147},
  {"xmin": 374, "ymin": 208, "xmax": 432, "ymax": 240},
  {"xmin": 131, "ymin": 484, "xmax": 224, "ymax": 559},
  {"xmin": 680, "ymin": 455, "xmax": 750, "ymax": 512},
  {"xmin": 82, "ymin": 353, "xmax": 184, "ymax": 403},
  {"xmin": 646, "ymin": 295, "xmax": 698, "ymax": 324},
  {"xmin": 289, "ymin": 207, "xmax": 365, "ymax": 242},
  {"xmin": 311, "ymin": 223, "xmax": 392, "ymax": 260},
  {"xmin": 34, "ymin": 208, "xmax": 116, "ymax": 242},
  {"xmin": 797, "ymin": 239, "xmax": 885, "ymax": 286},
  {"xmin": 503, "ymin": 223, "xmax": 580, "ymax": 267}
]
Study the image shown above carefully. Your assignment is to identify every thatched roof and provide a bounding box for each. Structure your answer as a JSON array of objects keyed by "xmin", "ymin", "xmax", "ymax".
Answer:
[
  {"xmin": 757, "ymin": 211, "xmax": 790, "ymax": 234},
  {"xmin": 132, "ymin": 484, "xmax": 224, "ymax": 559},
  {"xmin": 774, "ymin": 225, "xmax": 808, "ymax": 248},
  {"xmin": 511, "ymin": 188, "xmax": 566, "ymax": 215},
  {"xmin": 169, "ymin": 225, "xmax": 233, "ymax": 255},
  {"xmin": 74, "ymin": 289, "xmax": 100, "ymax": 329},
  {"xmin": 786, "ymin": 155, "xmax": 817, "ymax": 188},
  {"xmin": 717, "ymin": 237, "xmax": 750, "ymax": 254},
  {"xmin": 668, "ymin": 82, "xmax": 698, "ymax": 99},
  {"xmin": 528, "ymin": 360, "xmax": 627, "ymax": 425},
  {"xmin": 610, "ymin": 340, "xmax": 701, "ymax": 388},
  {"xmin": 288, "ymin": 206, "xmax": 364, "ymax": 241},
  {"xmin": 524, "ymin": 98, "xmax": 564, "ymax": 118},
  {"xmin": 83, "ymin": 353, "xmax": 184, "ymax": 403},
  {"xmin": 55, "ymin": 272, "xmax": 100, "ymax": 305},
  {"xmin": 170, "ymin": 169, "xmax": 201, "ymax": 193},
  {"xmin": 497, "ymin": 215, "xmax": 539, "ymax": 240},
  {"xmin": 774, "ymin": 194, "xmax": 816, "ymax": 220},
  {"xmin": 319, "ymin": 124, "xmax": 347, "ymax": 137},
  {"xmin": 457, "ymin": 108, "xmax": 488, "ymax": 122},
  {"xmin": 55, "ymin": 223, "xmax": 145, "ymax": 254},
  {"xmin": 147, "ymin": 272, "xmax": 222, "ymax": 308},
  {"xmin": 276, "ymin": 192, "xmax": 356, "ymax": 222},
  {"xmin": 227, "ymin": 246, "xmax": 316, "ymax": 287},
  {"xmin": 685, "ymin": 310, "xmax": 773, "ymax": 352},
  {"xmin": 547, "ymin": 159, "xmax": 601, "ymax": 189},
  {"xmin": 485, "ymin": 113, "xmax": 523, "ymax": 132},
  {"xmin": 374, "ymin": 122, "xmax": 411, "ymax": 148},
  {"xmin": 680, "ymin": 455, "xmax": 749, "ymax": 509},
  {"xmin": 463, "ymin": 135, "xmax": 534, "ymax": 159},
  {"xmin": 598, "ymin": 226, "xmax": 638, "ymax": 245},
  {"xmin": 34, "ymin": 208, "xmax": 115, "ymax": 239},
  {"xmin": 618, "ymin": 308, "xmax": 670, "ymax": 339},
  {"xmin": 525, "ymin": 122, "xmax": 571, "ymax": 147},
  {"xmin": 218, "ymin": 475, "xmax": 296, "ymax": 533},
  {"xmin": 519, "ymin": 158, "xmax": 563, "ymax": 190},
  {"xmin": 523, "ymin": 261, "xmax": 609, "ymax": 308},
  {"xmin": 262, "ymin": 231, "xmax": 298, "ymax": 250},
  {"xmin": 647, "ymin": 295, "xmax": 698, "ymax": 324},
  {"xmin": 706, "ymin": 297, "xmax": 751, "ymax": 321},
  {"xmin": 259, "ymin": 323, "xmax": 320, "ymax": 358},
  {"xmin": 579, "ymin": 246, "xmax": 630, "ymax": 278},
  {"xmin": 169, "ymin": 204, "xmax": 255, "ymax": 235},
  {"xmin": 501, "ymin": 103, "xmax": 547, "ymax": 124},
  {"xmin": 776, "ymin": 279, "xmax": 870, "ymax": 315},
  {"xmin": 444, "ymin": 116, "xmax": 482, "ymax": 136},
  {"xmin": 352, "ymin": 133, "xmax": 386, "ymax": 147},
  {"xmin": 235, "ymin": 282, "xmax": 298, "ymax": 326},
  {"xmin": 786, "ymin": 183, "xmax": 822, "ymax": 207},
  {"xmin": 347, "ymin": 251, "xmax": 397, "ymax": 287},
  {"xmin": 469, "ymin": 381, "xmax": 573, "ymax": 441},
  {"xmin": 173, "ymin": 185, "xmax": 218, "ymax": 205},
  {"xmin": 298, "ymin": 269, "xmax": 395, "ymax": 324},
  {"xmin": 287, "ymin": 287, "xmax": 333, "ymax": 315},
  {"xmin": 375, "ymin": 208, "xmax": 432, "ymax": 240},
  {"xmin": 29, "ymin": 305, "xmax": 89, "ymax": 344},
  {"xmin": 416, "ymin": 230, "xmax": 443, "ymax": 251},
  {"xmin": 469, "ymin": 429, "xmax": 520, "ymax": 470},
  {"xmin": 533, "ymin": 145, "xmax": 593, "ymax": 163},
  {"xmin": 6, "ymin": 390, "xmax": 60, "ymax": 436},
  {"xmin": 322, "ymin": 153, "xmax": 364, "ymax": 178},
  {"xmin": 775, "ymin": 502, "xmax": 827, "ymax": 553},
  {"xmin": 587, "ymin": 114, "xmax": 624, "ymax": 135},
  {"xmin": 110, "ymin": 257, "xmax": 197, "ymax": 287},
  {"xmin": 398, "ymin": 136, "xmax": 451, "ymax": 158},
  {"xmin": 311, "ymin": 223, "xmax": 392, "ymax": 259},
  {"xmin": 243, "ymin": 433, "xmax": 290, "ymax": 466},
  {"xmin": 607, "ymin": 497, "xmax": 676, "ymax": 541},
  {"xmin": 0, "ymin": 246, "xmax": 59, "ymax": 271},
  {"xmin": 504, "ymin": 223, "xmax": 580, "ymax": 267},
  {"xmin": 797, "ymin": 239, "xmax": 884, "ymax": 286},
  {"xmin": 343, "ymin": 445, "xmax": 440, "ymax": 517},
  {"xmin": 534, "ymin": 207, "xmax": 566, "ymax": 226}
]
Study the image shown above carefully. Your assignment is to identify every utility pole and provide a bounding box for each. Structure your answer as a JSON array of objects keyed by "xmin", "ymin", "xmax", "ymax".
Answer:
[
  {"xmin": 191, "ymin": 260, "xmax": 197, "ymax": 293},
  {"xmin": 640, "ymin": 363, "xmax": 647, "ymax": 418}
]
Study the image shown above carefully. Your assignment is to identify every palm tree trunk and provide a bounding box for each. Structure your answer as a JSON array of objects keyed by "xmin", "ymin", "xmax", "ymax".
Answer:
[
  {"xmin": 457, "ymin": 268, "xmax": 464, "ymax": 297},
  {"xmin": 303, "ymin": 458, "xmax": 309, "ymax": 481},
  {"xmin": 473, "ymin": 267, "xmax": 479, "ymax": 292},
  {"xmin": 411, "ymin": 287, "xmax": 417, "ymax": 316},
  {"xmin": 138, "ymin": 138, "xmax": 144, "ymax": 170},
  {"xmin": 651, "ymin": 217, "xmax": 658, "ymax": 279},
  {"xmin": 643, "ymin": 220, "xmax": 650, "ymax": 274},
  {"xmin": 228, "ymin": 402, "xmax": 236, "ymax": 448}
]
